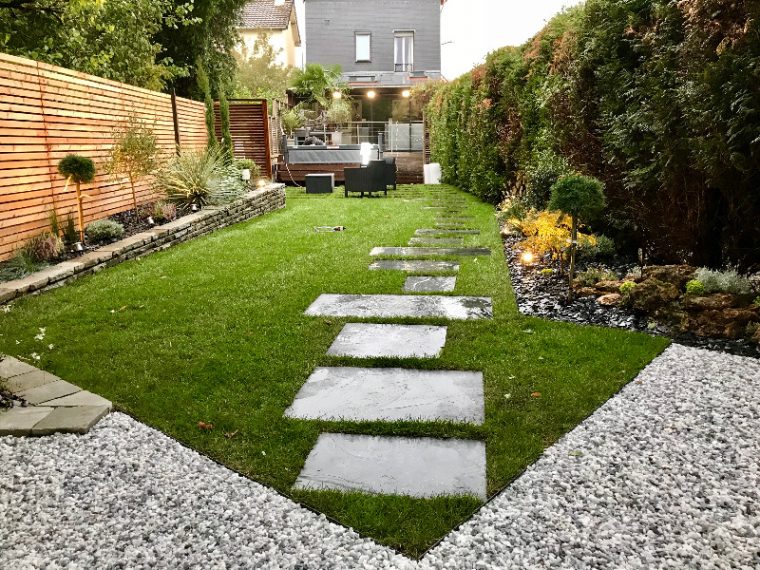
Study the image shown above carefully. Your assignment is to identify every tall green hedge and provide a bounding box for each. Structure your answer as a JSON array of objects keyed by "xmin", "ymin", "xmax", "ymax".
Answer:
[{"xmin": 426, "ymin": 0, "xmax": 760, "ymax": 270}]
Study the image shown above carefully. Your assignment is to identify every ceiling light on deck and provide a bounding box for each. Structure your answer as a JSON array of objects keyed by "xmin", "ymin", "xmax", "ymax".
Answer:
[
  {"xmin": 366, "ymin": 90, "xmax": 376, "ymax": 99},
  {"xmin": 401, "ymin": 89, "xmax": 411, "ymax": 98}
]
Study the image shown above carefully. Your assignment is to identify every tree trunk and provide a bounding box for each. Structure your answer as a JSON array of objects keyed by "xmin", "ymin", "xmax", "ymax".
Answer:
[
  {"xmin": 568, "ymin": 215, "xmax": 578, "ymax": 298},
  {"xmin": 75, "ymin": 181, "xmax": 85, "ymax": 242},
  {"xmin": 129, "ymin": 174, "xmax": 138, "ymax": 211}
]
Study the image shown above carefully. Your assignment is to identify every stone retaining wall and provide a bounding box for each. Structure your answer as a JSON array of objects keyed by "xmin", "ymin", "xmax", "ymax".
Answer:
[{"xmin": 0, "ymin": 184, "xmax": 286, "ymax": 304}]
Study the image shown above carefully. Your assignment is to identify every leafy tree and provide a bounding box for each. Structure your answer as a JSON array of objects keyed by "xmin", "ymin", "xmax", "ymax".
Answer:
[
  {"xmin": 291, "ymin": 63, "xmax": 346, "ymax": 108},
  {"xmin": 548, "ymin": 174, "xmax": 605, "ymax": 292},
  {"xmin": 232, "ymin": 34, "xmax": 293, "ymax": 106},
  {"xmin": 0, "ymin": 0, "xmax": 194, "ymax": 91},
  {"xmin": 106, "ymin": 117, "xmax": 160, "ymax": 211}
]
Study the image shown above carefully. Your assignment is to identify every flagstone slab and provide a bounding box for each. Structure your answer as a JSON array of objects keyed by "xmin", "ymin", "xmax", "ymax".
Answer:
[
  {"xmin": 408, "ymin": 237, "xmax": 465, "ymax": 246},
  {"xmin": 0, "ymin": 407, "xmax": 54, "ymax": 436},
  {"xmin": 305, "ymin": 294, "xmax": 493, "ymax": 320},
  {"xmin": 327, "ymin": 324, "xmax": 447, "ymax": 358},
  {"xmin": 404, "ymin": 276, "xmax": 457, "ymax": 293},
  {"xmin": 369, "ymin": 260, "xmax": 460, "ymax": 272},
  {"xmin": 5, "ymin": 369, "xmax": 60, "ymax": 393},
  {"xmin": 286, "ymin": 367, "xmax": 482, "ymax": 423},
  {"xmin": 416, "ymin": 229, "xmax": 480, "ymax": 236},
  {"xmin": 31, "ymin": 405, "xmax": 110, "ymax": 436},
  {"xmin": 293, "ymin": 433, "xmax": 487, "ymax": 499},
  {"xmin": 0, "ymin": 356, "xmax": 37, "ymax": 379},
  {"xmin": 44, "ymin": 391, "xmax": 112, "ymax": 409},
  {"xmin": 370, "ymin": 247, "xmax": 491, "ymax": 257},
  {"xmin": 17, "ymin": 380, "xmax": 81, "ymax": 405}
]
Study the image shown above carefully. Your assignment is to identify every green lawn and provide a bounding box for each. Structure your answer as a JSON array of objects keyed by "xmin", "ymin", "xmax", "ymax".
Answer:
[{"xmin": 0, "ymin": 185, "xmax": 668, "ymax": 557}]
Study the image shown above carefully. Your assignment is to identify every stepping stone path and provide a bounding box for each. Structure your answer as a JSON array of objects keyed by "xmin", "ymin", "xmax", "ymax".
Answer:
[
  {"xmin": 0, "ymin": 355, "xmax": 112, "ymax": 437},
  {"xmin": 290, "ymin": 190, "xmax": 494, "ymax": 501}
]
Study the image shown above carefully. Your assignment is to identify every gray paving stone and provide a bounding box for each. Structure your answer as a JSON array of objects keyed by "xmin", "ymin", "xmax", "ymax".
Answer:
[
  {"xmin": 5, "ymin": 369, "xmax": 60, "ymax": 393},
  {"xmin": 31, "ymin": 405, "xmax": 110, "ymax": 436},
  {"xmin": 285, "ymin": 367, "xmax": 483, "ymax": 423},
  {"xmin": 369, "ymin": 260, "xmax": 460, "ymax": 272},
  {"xmin": 294, "ymin": 433, "xmax": 487, "ymax": 499},
  {"xmin": 0, "ymin": 356, "xmax": 37, "ymax": 379},
  {"xmin": 0, "ymin": 407, "xmax": 54, "ymax": 436},
  {"xmin": 327, "ymin": 324, "xmax": 447, "ymax": 358},
  {"xmin": 305, "ymin": 294, "xmax": 493, "ymax": 320},
  {"xmin": 415, "ymin": 229, "xmax": 480, "ymax": 236},
  {"xmin": 408, "ymin": 237, "xmax": 465, "ymax": 246},
  {"xmin": 404, "ymin": 276, "xmax": 457, "ymax": 293},
  {"xmin": 370, "ymin": 247, "xmax": 491, "ymax": 257},
  {"xmin": 434, "ymin": 224, "xmax": 475, "ymax": 230},
  {"xmin": 44, "ymin": 391, "xmax": 112, "ymax": 409},
  {"xmin": 18, "ymin": 380, "xmax": 81, "ymax": 405}
]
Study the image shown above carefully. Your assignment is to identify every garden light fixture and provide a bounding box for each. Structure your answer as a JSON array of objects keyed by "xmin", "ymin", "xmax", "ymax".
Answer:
[
  {"xmin": 332, "ymin": 91, "xmax": 342, "ymax": 100},
  {"xmin": 520, "ymin": 251, "xmax": 535, "ymax": 265},
  {"xmin": 401, "ymin": 89, "xmax": 411, "ymax": 98},
  {"xmin": 366, "ymin": 90, "xmax": 376, "ymax": 99}
]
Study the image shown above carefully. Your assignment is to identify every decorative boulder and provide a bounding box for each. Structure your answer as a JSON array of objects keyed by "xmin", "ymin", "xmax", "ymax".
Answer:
[
  {"xmin": 682, "ymin": 293, "xmax": 738, "ymax": 312},
  {"xmin": 597, "ymin": 293, "xmax": 622, "ymax": 306},
  {"xmin": 641, "ymin": 265, "xmax": 697, "ymax": 290},
  {"xmin": 594, "ymin": 280, "xmax": 624, "ymax": 294},
  {"xmin": 629, "ymin": 279, "xmax": 681, "ymax": 313}
]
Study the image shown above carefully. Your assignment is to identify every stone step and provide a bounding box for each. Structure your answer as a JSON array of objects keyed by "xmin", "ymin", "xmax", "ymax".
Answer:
[
  {"xmin": 305, "ymin": 294, "xmax": 493, "ymax": 320},
  {"xmin": 415, "ymin": 229, "xmax": 480, "ymax": 236},
  {"xmin": 286, "ymin": 367, "xmax": 483, "ymax": 424},
  {"xmin": 294, "ymin": 433, "xmax": 487, "ymax": 500},
  {"xmin": 327, "ymin": 324, "xmax": 447, "ymax": 359},
  {"xmin": 369, "ymin": 260, "xmax": 459, "ymax": 273},
  {"xmin": 404, "ymin": 276, "xmax": 457, "ymax": 293},
  {"xmin": 371, "ymin": 247, "xmax": 491, "ymax": 257}
]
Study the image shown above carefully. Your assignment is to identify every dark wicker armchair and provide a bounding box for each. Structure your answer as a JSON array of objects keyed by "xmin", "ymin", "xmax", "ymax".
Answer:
[{"xmin": 344, "ymin": 161, "xmax": 387, "ymax": 197}]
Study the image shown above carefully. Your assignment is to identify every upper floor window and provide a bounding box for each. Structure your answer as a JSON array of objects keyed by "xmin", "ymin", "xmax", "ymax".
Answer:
[
  {"xmin": 355, "ymin": 33, "xmax": 371, "ymax": 62},
  {"xmin": 394, "ymin": 32, "xmax": 414, "ymax": 72}
]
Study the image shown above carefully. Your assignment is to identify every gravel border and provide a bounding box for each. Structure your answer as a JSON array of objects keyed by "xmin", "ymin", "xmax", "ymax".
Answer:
[{"xmin": 2, "ymin": 344, "xmax": 759, "ymax": 569}]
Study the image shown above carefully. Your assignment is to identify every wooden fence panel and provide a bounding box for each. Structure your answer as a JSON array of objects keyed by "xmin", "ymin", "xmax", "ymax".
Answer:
[
  {"xmin": 0, "ymin": 52, "xmax": 207, "ymax": 260},
  {"xmin": 214, "ymin": 100, "xmax": 272, "ymax": 178}
]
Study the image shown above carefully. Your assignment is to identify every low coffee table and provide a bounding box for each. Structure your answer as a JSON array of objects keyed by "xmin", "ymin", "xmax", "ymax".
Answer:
[{"xmin": 305, "ymin": 173, "xmax": 335, "ymax": 194}]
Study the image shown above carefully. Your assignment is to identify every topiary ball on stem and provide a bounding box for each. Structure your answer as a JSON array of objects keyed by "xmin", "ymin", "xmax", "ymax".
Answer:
[
  {"xmin": 58, "ymin": 155, "xmax": 96, "ymax": 184},
  {"xmin": 548, "ymin": 174, "xmax": 605, "ymax": 220}
]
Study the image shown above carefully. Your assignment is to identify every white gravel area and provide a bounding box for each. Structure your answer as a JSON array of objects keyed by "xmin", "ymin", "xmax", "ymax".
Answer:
[{"xmin": 2, "ymin": 344, "xmax": 759, "ymax": 569}]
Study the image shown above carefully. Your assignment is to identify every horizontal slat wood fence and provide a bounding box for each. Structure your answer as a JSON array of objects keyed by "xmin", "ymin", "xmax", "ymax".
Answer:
[
  {"xmin": 214, "ymin": 100, "xmax": 272, "ymax": 178},
  {"xmin": 0, "ymin": 52, "xmax": 207, "ymax": 261}
]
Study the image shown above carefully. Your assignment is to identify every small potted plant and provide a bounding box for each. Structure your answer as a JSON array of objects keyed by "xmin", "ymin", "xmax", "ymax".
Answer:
[
  {"xmin": 235, "ymin": 159, "xmax": 257, "ymax": 183},
  {"xmin": 58, "ymin": 155, "xmax": 96, "ymax": 242}
]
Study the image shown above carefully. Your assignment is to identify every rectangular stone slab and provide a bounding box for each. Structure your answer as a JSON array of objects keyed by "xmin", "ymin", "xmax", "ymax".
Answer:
[
  {"xmin": 5, "ymin": 369, "xmax": 60, "ymax": 393},
  {"xmin": 408, "ymin": 238, "xmax": 465, "ymax": 246},
  {"xmin": 294, "ymin": 433, "xmax": 487, "ymax": 500},
  {"xmin": 285, "ymin": 367, "xmax": 483, "ymax": 423},
  {"xmin": 18, "ymin": 380, "xmax": 81, "ymax": 405},
  {"xmin": 0, "ymin": 407, "xmax": 54, "ymax": 436},
  {"xmin": 370, "ymin": 247, "xmax": 491, "ymax": 257},
  {"xmin": 404, "ymin": 276, "xmax": 457, "ymax": 293},
  {"xmin": 305, "ymin": 294, "xmax": 493, "ymax": 320},
  {"xmin": 369, "ymin": 260, "xmax": 459, "ymax": 272},
  {"xmin": 0, "ymin": 356, "xmax": 37, "ymax": 379},
  {"xmin": 327, "ymin": 324, "xmax": 447, "ymax": 358},
  {"xmin": 415, "ymin": 229, "xmax": 480, "ymax": 236},
  {"xmin": 31, "ymin": 405, "xmax": 110, "ymax": 436}
]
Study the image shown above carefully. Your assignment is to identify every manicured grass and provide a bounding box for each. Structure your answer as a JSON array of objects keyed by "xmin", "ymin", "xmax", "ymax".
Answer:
[{"xmin": 0, "ymin": 185, "xmax": 668, "ymax": 557}]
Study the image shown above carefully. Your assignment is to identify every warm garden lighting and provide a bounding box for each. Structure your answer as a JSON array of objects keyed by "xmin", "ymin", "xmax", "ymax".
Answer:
[
  {"xmin": 366, "ymin": 90, "xmax": 376, "ymax": 99},
  {"xmin": 401, "ymin": 89, "xmax": 411, "ymax": 98},
  {"xmin": 520, "ymin": 251, "xmax": 535, "ymax": 265},
  {"xmin": 332, "ymin": 90, "xmax": 342, "ymax": 100}
]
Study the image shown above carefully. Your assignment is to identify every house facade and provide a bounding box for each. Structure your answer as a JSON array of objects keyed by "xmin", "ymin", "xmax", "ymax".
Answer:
[
  {"xmin": 304, "ymin": 0, "xmax": 445, "ymax": 121},
  {"xmin": 239, "ymin": 0, "xmax": 302, "ymax": 68}
]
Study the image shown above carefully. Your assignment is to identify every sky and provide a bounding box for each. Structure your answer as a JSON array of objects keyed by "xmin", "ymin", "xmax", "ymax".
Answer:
[
  {"xmin": 441, "ymin": 0, "xmax": 583, "ymax": 79},
  {"xmin": 295, "ymin": 0, "xmax": 584, "ymax": 79}
]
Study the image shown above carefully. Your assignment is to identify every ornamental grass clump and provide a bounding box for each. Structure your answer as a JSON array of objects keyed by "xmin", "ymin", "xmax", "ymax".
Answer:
[{"xmin": 157, "ymin": 147, "xmax": 246, "ymax": 211}]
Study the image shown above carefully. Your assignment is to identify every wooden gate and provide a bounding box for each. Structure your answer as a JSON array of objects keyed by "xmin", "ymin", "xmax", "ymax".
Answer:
[{"xmin": 214, "ymin": 100, "xmax": 272, "ymax": 178}]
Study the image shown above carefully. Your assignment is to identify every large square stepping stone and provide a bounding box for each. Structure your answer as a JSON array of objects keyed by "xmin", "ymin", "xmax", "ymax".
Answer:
[
  {"xmin": 0, "ymin": 356, "xmax": 37, "ymax": 379},
  {"xmin": 31, "ymin": 405, "xmax": 110, "ymax": 436},
  {"xmin": 370, "ymin": 247, "xmax": 491, "ymax": 257},
  {"xmin": 404, "ymin": 276, "xmax": 456, "ymax": 293},
  {"xmin": 305, "ymin": 294, "xmax": 493, "ymax": 320},
  {"xmin": 327, "ymin": 324, "xmax": 447, "ymax": 358},
  {"xmin": 294, "ymin": 434, "xmax": 487, "ymax": 499},
  {"xmin": 285, "ymin": 367, "xmax": 483, "ymax": 423},
  {"xmin": 18, "ymin": 380, "xmax": 81, "ymax": 405},
  {"xmin": 0, "ymin": 407, "xmax": 54, "ymax": 436},
  {"xmin": 369, "ymin": 260, "xmax": 459, "ymax": 272},
  {"xmin": 416, "ymin": 229, "xmax": 480, "ymax": 236}
]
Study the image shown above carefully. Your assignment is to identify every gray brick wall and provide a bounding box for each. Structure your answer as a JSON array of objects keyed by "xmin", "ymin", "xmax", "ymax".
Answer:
[{"xmin": 304, "ymin": 0, "xmax": 441, "ymax": 72}]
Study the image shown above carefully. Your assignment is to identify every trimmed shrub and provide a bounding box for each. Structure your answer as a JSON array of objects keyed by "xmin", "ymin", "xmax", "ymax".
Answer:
[
  {"xmin": 619, "ymin": 281, "xmax": 637, "ymax": 296},
  {"xmin": 85, "ymin": 220, "xmax": 125, "ymax": 244},
  {"xmin": 694, "ymin": 268, "xmax": 753, "ymax": 296},
  {"xmin": 685, "ymin": 279, "xmax": 706, "ymax": 296},
  {"xmin": 58, "ymin": 155, "xmax": 95, "ymax": 183}
]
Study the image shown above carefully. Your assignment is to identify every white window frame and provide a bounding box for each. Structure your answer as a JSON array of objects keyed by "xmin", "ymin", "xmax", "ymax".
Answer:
[
  {"xmin": 394, "ymin": 32, "xmax": 414, "ymax": 72},
  {"xmin": 355, "ymin": 32, "xmax": 371, "ymax": 63}
]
